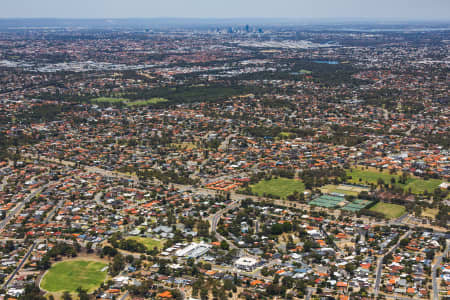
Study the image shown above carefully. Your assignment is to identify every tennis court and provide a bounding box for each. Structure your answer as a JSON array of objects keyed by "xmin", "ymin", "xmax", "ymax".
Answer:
[{"xmin": 310, "ymin": 194, "xmax": 373, "ymax": 212}]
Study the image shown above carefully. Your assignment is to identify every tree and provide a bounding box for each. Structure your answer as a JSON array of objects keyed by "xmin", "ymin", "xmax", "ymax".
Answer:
[
  {"xmin": 271, "ymin": 223, "xmax": 284, "ymax": 235},
  {"xmin": 110, "ymin": 253, "xmax": 125, "ymax": 276},
  {"xmin": 86, "ymin": 242, "xmax": 93, "ymax": 253},
  {"xmin": 19, "ymin": 284, "xmax": 46, "ymax": 300},
  {"xmin": 126, "ymin": 254, "xmax": 134, "ymax": 264},
  {"xmin": 220, "ymin": 240, "xmax": 229, "ymax": 250},
  {"xmin": 200, "ymin": 288, "xmax": 208, "ymax": 300},
  {"xmin": 77, "ymin": 287, "xmax": 89, "ymax": 300},
  {"xmin": 62, "ymin": 291, "xmax": 72, "ymax": 300},
  {"xmin": 223, "ymin": 279, "xmax": 235, "ymax": 291},
  {"xmin": 400, "ymin": 238, "xmax": 410, "ymax": 247}
]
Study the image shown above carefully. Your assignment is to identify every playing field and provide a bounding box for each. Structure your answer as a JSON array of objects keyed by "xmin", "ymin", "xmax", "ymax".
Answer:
[
  {"xmin": 126, "ymin": 98, "xmax": 168, "ymax": 106},
  {"xmin": 250, "ymin": 178, "xmax": 305, "ymax": 199},
  {"xmin": 40, "ymin": 259, "xmax": 107, "ymax": 293},
  {"xmin": 346, "ymin": 168, "xmax": 443, "ymax": 194},
  {"xmin": 404, "ymin": 179, "xmax": 443, "ymax": 194},
  {"xmin": 279, "ymin": 132, "xmax": 295, "ymax": 138},
  {"xmin": 91, "ymin": 97, "xmax": 168, "ymax": 106},
  {"xmin": 91, "ymin": 97, "xmax": 129, "ymax": 103},
  {"xmin": 369, "ymin": 202, "xmax": 406, "ymax": 219},
  {"xmin": 127, "ymin": 236, "xmax": 164, "ymax": 250},
  {"xmin": 320, "ymin": 184, "xmax": 369, "ymax": 196}
]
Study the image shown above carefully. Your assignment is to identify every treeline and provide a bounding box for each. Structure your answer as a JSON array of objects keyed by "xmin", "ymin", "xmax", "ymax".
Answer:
[
  {"xmin": 37, "ymin": 242, "xmax": 79, "ymax": 270},
  {"xmin": 0, "ymin": 131, "xmax": 38, "ymax": 161},
  {"xmin": 298, "ymin": 168, "xmax": 347, "ymax": 189},
  {"xmin": 425, "ymin": 133, "xmax": 450, "ymax": 148},
  {"xmin": 318, "ymin": 124, "xmax": 369, "ymax": 147},
  {"xmin": 435, "ymin": 205, "xmax": 449, "ymax": 228},
  {"xmin": 135, "ymin": 168, "xmax": 198, "ymax": 185},
  {"xmin": 318, "ymin": 134, "xmax": 367, "ymax": 147},
  {"xmin": 109, "ymin": 232, "xmax": 146, "ymax": 253},
  {"xmin": 15, "ymin": 103, "xmax": 75, "ymax": 124},
  {"xmin": 235, "ymin": 58, "xmax": 363, "ymax": 86}
]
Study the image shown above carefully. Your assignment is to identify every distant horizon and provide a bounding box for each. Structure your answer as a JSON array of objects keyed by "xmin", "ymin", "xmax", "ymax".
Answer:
[
  {"xmin": 0, "ymin": 17, "xmax": 449, "ymax": 22},
  {"xmin": 1, "ymin": 0, "xmax": 449, "ymax": 20}
]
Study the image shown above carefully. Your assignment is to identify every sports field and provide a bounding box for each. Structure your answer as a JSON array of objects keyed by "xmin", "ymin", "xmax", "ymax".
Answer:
[
  {"xmin": 279, "ymin": 132, "xmax": 295, "ymax": 138},
  {"xmin": 127, "ymin": 236, "xmax": 164, "ymax": 250},
  {"xmin": 40, "ymin": 259, "xmax": 107, "ymax": 293},
  {"xmin": 250, "ymin": 178, "xmax": 305, "ymax": 199},
  {"xmin": 346, "ymin": 168, "xmax": 443, "ymax": 194},
  {"xmin": 369, "ymin": 202, "xmax": 406, "ymax": 219},
  {"xmin": 320, "ymin": 184, "xmax": 369, "ymax": 196}
]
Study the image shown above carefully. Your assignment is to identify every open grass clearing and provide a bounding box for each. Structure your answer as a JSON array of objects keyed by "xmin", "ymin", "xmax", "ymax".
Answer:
[
  {"xmin": 171, "ymin": 142, "xmax": 197, "ymax": 150},
  {"xmin": 346, "ymin": 167, "xmax": 443, "ymax": 194},
  {"xmin": 320, "ymin": 184, "xmax": 359, "ymax": 196},
  {"xmin": 40, "ymin": 259, "xmax": 107, "ymax": 293},
  {"xmin": 126, "ymin": 97, "xmax": 168, "ymax": 106},
  {"xmin": 91, "ymin": 97, "xmax": 128, "ymax": 103},
  {"xmin": 279, "ymin": 132, "xmax": 295, "ymax": 138},
  {"xmin": 421, "ymin": 208, "xmax": 439, "ymax": 219},
  {"xmin": 250, "ymin": 178, "xmax": 305, "ymax": 199},
  {"xmin": 369, "ymin": 202, "xmax": 406, "ymax": 219},
  {"xmin": 127, "ymin": 236, "xmax": 165, "ymax": 250}
]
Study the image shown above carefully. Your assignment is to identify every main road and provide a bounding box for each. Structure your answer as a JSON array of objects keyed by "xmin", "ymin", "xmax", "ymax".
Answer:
[
  {"xmin": 26, "ymin": 154, "xmax": 450, "ymax": 232},
  {"xmin": 208, "ymin": 200, "xmax": 241, "ymax": 249},
  {"xmin": 26, "ymin": 154, "xmax": 450, "ymax": 233}
]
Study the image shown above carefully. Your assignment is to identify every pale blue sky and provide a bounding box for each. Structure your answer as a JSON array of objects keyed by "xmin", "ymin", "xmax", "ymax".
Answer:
[{"xmin": 1, "ymin": 0, "xmax": 449, "ymax": 20}]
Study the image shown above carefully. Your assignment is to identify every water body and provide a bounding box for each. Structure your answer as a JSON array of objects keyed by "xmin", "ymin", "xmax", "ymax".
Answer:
[{"xmin": 313, "ymin": 60, "xmax": 339, "ymax": 65}]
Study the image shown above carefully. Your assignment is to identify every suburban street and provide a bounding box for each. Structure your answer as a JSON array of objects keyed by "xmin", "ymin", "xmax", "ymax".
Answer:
[
  {"xmin": 374, "ymin": 230, "xmax": 412, "ymax": 298},
  {"xmin": 432, "ymin": 240, "xmax": 449, "ymax": 300},
  {"xmin": 0, "ymin": 183, "xmax": 50, "ymax": 232},
  {"xmin": 2, "ymin": 241, "xmax": 38, "ymax": 288},
  {"xmin": 26, "ymin": 154, "xmax": 449, "ymax": 235},
  {"xmin": 2, "ymin": 182, "xmax": 63, "ymax": 288}
]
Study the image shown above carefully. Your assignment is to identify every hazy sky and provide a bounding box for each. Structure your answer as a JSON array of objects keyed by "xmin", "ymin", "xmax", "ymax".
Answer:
[{"xmin": 1, "ymin": 0, "xmax": 449, "ymax": 20}]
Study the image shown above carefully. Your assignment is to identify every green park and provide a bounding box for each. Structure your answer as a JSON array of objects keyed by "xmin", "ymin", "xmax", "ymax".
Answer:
[
  {"xmin": 250, "ymin": 178, "xmax": 305, "ymax": 199},
  {"xmin": 40, "ymin": 259, "xmax": 108, "ymax": 293},
  {"xmin": 346, "ymin": 168, "xmax": 443, "ymax": 194}
]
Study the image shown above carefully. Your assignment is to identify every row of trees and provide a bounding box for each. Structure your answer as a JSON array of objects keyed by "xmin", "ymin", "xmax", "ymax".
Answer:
[{"xmin": 37, "ymin": 242, "xmax": 79, "ymax": 270}]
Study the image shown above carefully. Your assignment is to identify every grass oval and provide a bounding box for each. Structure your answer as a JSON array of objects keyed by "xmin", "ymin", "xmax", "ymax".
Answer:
[{"xmin": 41, "ymin": 259, "xmax": 108, "ymax": 293}]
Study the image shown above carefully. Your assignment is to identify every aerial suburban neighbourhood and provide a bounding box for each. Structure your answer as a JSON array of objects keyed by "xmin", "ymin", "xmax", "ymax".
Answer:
[{"xmin": 0, "ymin": 13, "xmax": 448, "ymax": 300}]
